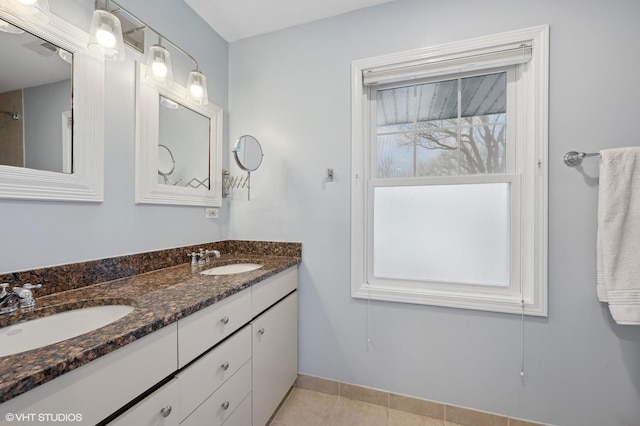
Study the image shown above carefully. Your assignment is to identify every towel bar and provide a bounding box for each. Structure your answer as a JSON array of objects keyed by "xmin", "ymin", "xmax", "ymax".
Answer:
[{"xmin": 563, "ymin": 151, "xmax": 600, "ymax": 167}]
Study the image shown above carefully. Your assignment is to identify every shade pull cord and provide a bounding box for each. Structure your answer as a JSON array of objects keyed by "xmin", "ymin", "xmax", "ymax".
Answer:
[
  {"xmin": 520, "ymin": 297, "xmax": 525, "ymax": 377},
  {"xmin": 366, "ymin": 282, "xmax": 372, "ymax": 352}
]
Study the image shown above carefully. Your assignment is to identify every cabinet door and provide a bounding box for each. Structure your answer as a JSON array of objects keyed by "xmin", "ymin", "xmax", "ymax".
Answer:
[
  {"xmin": 252, "ymin": 291, "xmax": 298, "ymax": 426},
  {"xmin": 109, "ymin": 378, "xmax": 179, "ymax": 426}
]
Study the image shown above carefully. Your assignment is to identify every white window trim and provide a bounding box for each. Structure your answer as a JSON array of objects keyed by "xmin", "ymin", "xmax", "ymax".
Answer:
[{"xmin": 351, "ymin": 26, "xmax": 549, "ymax": 316}]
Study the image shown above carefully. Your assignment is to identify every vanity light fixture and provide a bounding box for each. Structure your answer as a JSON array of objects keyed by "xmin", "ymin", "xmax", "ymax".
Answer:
[
  {"xmin": 88, "ymin": 0, "xmax": 209, "ymax": 105},
  {"xmin": 145, "ymin": 37, "xmax": 173, "ymax": 86},
  {"xmin": 88, "ymin": 4, "xmax": 125, "ymax": 62},
  {"xmin": 186, "ymin": 69, "xmax": 208, "ymax": 105}
]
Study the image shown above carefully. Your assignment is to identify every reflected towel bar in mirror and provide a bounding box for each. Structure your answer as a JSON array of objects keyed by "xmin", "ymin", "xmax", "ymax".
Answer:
[{"xmin": 563, "ymin": 151, "xmax": 600, "ymax": 167}]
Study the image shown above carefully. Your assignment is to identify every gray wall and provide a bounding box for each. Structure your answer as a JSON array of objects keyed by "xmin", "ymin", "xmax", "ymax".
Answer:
[
  {"xmin": 0, "ymin": 0, "xmax": 229, "ymax": 273},
  {"xmin": 227, "ymin": 0, "xmax": 640, "ymax": 425}
]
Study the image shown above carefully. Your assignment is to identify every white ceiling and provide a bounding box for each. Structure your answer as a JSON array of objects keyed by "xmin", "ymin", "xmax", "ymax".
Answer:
[{"xmin": 183, "ymin": 0, "xmax": 397, "ymax": 42}]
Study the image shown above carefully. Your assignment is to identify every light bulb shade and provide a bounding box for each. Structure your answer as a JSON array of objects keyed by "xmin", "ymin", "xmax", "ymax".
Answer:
[
  {"xmin": 0, "ymin": 19, "xmax": 25, "ymax": 34},
  {"xmin": 6, "ymin": 0, "xmax": 50, "ymax": 21},
  {"xmin": 186, "ymin": 70, "xmax": 208, "ymax": 105},
  {"xmin": 145, "ymin": 45, "xmax": 174, "ymax": 86},
  {"xmin": 88, "ymin": 9, "xmax": 125, "ymax": 62}
]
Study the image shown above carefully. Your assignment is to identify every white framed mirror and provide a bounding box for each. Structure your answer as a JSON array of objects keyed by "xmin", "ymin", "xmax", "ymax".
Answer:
[
  {"xmin": 135, "ymin": 63, "xmax": 222, "ymax": 206},
  {"xmin": 0, "ymin": 4, "xmax": 104, "ymax": 202}
]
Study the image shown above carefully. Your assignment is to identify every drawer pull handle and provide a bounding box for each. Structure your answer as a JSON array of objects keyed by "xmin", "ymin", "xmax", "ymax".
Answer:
[
  {"xmin": 221, "ymin": 316, "xmax": 230, "ymax": 324},
  {"xmin": 160, "ymin": 405, "xmax": 172, "ymax": 417},
  {"xmin": 221, "ymin": 361, "xmax": 229, "ymax": 371},
  {"xmin": 258, "ymin": 328, "xmax": 265, "ymax": 335},
  {"xmin": 221, "ymin": 401, "xmax": 230, "ymax": 410}
]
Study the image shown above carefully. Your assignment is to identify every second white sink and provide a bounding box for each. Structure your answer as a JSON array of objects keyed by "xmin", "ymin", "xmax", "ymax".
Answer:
[{"xmin": 201, "ymin": 263, "xmax": 263, "ymax": 275}]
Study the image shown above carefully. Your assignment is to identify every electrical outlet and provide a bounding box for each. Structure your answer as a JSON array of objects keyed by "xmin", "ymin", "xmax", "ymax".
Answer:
[{"xmin": 205, "ymin": 208, "xmax": 218, "ymax": 219}]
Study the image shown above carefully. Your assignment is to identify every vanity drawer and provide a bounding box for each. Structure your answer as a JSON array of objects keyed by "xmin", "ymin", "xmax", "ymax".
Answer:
[
  {"xmin": 177, "ymin": 325, "xmax": 251, "ymax": 422},
  {"xmin": 179, "ymin": 360, "xmax": 251, "ymax": 426},
  {"xmin": 252, "ymin": 266, "xmax": 297, "ymax": 317},
  {"xmin": 177, "ymin": 288, "xmax": 251, "ymax": 368},
  {"xmin": 109, "ymin": 378, "xmax": 180, "ymax": 426},
  {"xmin": 222, "ymin": 393, "xmax": 251, "ymax": 426}
]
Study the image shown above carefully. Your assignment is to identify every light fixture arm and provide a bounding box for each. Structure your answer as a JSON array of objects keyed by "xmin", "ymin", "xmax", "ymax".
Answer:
[{"xmin": 105, "ymin": 0, "xmax": 199, "ymax": 70}]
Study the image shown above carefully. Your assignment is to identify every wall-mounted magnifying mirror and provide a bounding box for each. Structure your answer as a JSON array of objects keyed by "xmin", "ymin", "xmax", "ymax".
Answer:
[
  {"xmin": 224, "ymin": 135, "xmax": 263, "ymax": 200},
  {"xmin": 233, "ymin": 135, "xmax": 263, "ymax": 172}
]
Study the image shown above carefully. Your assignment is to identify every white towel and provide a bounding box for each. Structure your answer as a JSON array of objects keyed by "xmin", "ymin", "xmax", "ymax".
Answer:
[{"xmin": 596, "ymin": 147, "xmax": 640, "ymax": 324}]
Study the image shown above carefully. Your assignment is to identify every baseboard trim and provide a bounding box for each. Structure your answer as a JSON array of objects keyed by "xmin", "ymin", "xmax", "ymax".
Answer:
[{"xmin": 295, "ymin": 373, "xmax": 549, "ymax": 426}]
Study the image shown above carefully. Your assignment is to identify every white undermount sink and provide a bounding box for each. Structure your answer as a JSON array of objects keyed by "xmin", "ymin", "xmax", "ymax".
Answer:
[
  {"xmin": 0, "ymin": 305, "xmax": 134, "ymax": 357},
  {"xmin": 200, "ymin": 263, "xmax": 263, "ymax": 275}
]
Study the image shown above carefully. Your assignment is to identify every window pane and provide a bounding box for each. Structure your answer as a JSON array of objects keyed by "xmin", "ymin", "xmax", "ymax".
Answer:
[
  {"xmin": 373, "ymin": 183, "xmax": 511, "ymax": 286},
  {"xmin": 416, "ymin": 79, "xmax": 458, "ymax": 123},
  {"xmin": 376, "ymin": 86, "xmax": 414, "ymax": 133},
  {"xmin": 461, "ymin": 72, "xmax": 506, "ymax": 118},
  {"xmin": 377, "ymin": 133, "xmax": 414, "ymax": 178},
  {"xmin": 376, "ymin": 72, "xmax": 507, "ymax": 178},
  {"xmin": 459, "ymin": 123, "xmax": 506, "ymax": 174},
  {"xmin": 415, "ymin": 130, "xmax": 458, "ymax": 176}
]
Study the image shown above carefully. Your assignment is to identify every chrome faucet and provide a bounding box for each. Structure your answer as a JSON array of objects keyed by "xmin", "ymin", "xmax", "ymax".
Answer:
[
  {"xmin": 0, "ymin": 283, "xmax": 42, "ymax": 314},
  {"xmin": 188, "ymin": 249, "xmax": 221, "ymax": 266},
  {"xmin": 0, "ymin": 284, "xmax": 19, "ymax": 314},
  {"xmin": 13, "ymin": 284, "xmax": 41, "ymax": 308}
]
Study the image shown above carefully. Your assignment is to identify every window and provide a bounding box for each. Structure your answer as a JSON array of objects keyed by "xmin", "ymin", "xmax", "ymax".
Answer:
[{"xmin": 351, "ymin": 26, "xmax": 549, "ymax": 316}]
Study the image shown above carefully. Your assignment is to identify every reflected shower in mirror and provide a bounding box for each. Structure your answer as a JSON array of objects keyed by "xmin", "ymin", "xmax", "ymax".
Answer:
[
  {"xmin": 158, "ymin": 95, "xmax": 210, "ymax": 188},
  {"xmin": 0, "ymin": 21, "xmax": 73, "ymax": 174}
]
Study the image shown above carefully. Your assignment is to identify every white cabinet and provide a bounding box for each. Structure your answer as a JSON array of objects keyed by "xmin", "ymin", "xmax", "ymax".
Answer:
[
  {"xmin": 222, "ymin": 394, "xmax": 252, "ymax": 426},
  {"xmin": 180, "ymin": 361, "xmax": 252, "ymax": 426},
  {"xmin": 3, "ymin": 266, "xmax": 298, "ymax": 426},
  {"xmin": 252, "ymin": 291, "xmax": 298, "ymax": 426},
  {"xmin": 110, "ymin": 379, "xmax": 179, "ymax": 426},
  {"xmin": 177, "ymin": 289, "xmax": 251, "ymax": 368},
  {"xmin": 1, "ymin": 323, "xmax": 178, "ymax": 426},
  {"xmin": 252, "ymin": 267, "xmax": 297, "ymax": 317},
  {"xmin": 177, "ymin": 325, "xmax": 252, "ymax": 422}
]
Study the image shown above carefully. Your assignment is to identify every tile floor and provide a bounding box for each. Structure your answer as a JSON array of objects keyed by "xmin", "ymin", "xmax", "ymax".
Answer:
[{"xmin": 269, "ymin": 387, "xmax": 465, "ymax": 426}]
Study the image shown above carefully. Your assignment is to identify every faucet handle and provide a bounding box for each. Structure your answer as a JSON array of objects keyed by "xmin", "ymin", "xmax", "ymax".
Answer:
[
  {"xmin": 205, "ymin": 250, "xmax": 221, "ymax": 258},
  {"xmin": 0, "ymin": 283, "xmax": 9, "ymax": 298},
  {"xmin": 22, "ymin": 283, "xmax": 41, "ymax": 290},
  {"xmin": 187, "ymin": 252, "xmax": 198, "ymax": 266}
]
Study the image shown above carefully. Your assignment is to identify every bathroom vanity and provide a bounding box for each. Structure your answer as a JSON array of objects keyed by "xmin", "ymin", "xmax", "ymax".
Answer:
[{"xmin": 0, "ymin": 244, "xmax": 300, "ymax": 426}]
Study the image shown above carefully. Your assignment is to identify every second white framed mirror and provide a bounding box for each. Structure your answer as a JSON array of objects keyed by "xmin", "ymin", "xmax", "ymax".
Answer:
[{"xmin": 135, "ymin": 63, "xmax": 223, "ymax": 206}]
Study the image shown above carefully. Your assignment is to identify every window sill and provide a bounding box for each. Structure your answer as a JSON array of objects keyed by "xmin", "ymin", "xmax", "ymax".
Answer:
[{"xmin": 352, "ymin": 283, "xmax": 547, "ymax": 316}]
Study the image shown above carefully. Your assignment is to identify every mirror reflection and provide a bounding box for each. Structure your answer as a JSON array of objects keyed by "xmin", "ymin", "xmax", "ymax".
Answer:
[
  {"xmin": 0, "ymin": 20, "xmax": 73, "ymax": 173},
  {"xmin": 158, "ymin": 95, "xmax": 210, "ymax": 188},
  {"xmin": 233, "ymin": 135, "xmax": 263, "ymax": 172}
]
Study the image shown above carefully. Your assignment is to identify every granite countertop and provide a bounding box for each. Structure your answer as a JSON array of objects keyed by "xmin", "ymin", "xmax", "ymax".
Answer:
[{"xmin": 0, "ymin": 253, "xmax": 300, "ymax": 404}]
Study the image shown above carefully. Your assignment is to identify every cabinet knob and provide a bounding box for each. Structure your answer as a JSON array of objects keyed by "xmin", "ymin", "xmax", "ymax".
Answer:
[
  {"xmin": 221, "ymin": 316, "xmax": 230, "ymax": 324},
  {"xmin": 258, "ymin": 328, "xmax": 265, "ymax": 335},
  {"xmin": 160, "ymin": 405, "xmax": 172, "ymax": 418},
  {"xmin": 221, "ymin": 401, "xmax": 230, "ymax": 410},
  {"xmin": 221, "ymin": 361, "xmax": 229, "ymax": 371}
]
